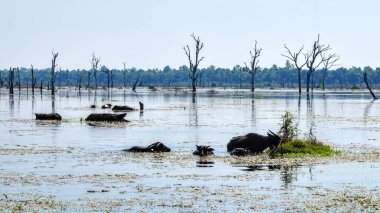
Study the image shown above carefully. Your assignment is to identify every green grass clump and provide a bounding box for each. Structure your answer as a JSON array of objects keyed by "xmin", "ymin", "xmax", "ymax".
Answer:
[
  {"xmin": 269, "ymin": 111, "xmax": 339, "ymax": 158},
  {"xmin": 270, "ymin": 139, "xmax": 339, "ymax": 158}
]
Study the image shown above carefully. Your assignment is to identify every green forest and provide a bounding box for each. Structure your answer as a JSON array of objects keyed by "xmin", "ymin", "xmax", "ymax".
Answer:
[{"xmin": 1, "ymin": 62, "xmax": 379, "ymax": 89}]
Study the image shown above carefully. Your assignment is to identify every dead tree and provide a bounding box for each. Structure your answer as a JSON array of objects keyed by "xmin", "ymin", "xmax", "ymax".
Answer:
[
  {"xmin": 31, "ymin": 65, "xmax": 37, "ymax": 94},
  {"xmin": 40, "ymin": 80, "xmax": 43, "ymax": 95},
  {"xmin": 184, "ymin": 33, "xmax": 205, "ymax": 93},
  {"xmin": 111, "ymin": 69, "xmax": 114, "ymax": 88},
  {"xmin": 66, "ymin": 70, "xmax": 69, "ymax": 87},
  {"xmin": 244, "ymin": 41, "xmax": 262, "ymax": 92},
  {"xmin": 321, "ymin": 53, "xmax": 339, "ymax": 90},
  {"xmin": 304, "ymin": 34, "xmax": 330, "ymax": 93},
  {"xmin": 123, "ymin": 62, "xmax": 127, "ymax": 88},
  {"xmin": 101, "ymin": 66, "xmax": 111, "ymax": 89},
  {"xmin": 51, "ymin": 51, "xmax": 59, "ymax": 96},
  {"xmin": 16, "ymin": 68, "xmax": 21, "ymax": 91},
  {"xmin": 86, "ymin": 71, "xmax": 91, "ymax": 89},
  {"xmin": 282, "ymin": 45, "xmax": 307, "ymax": 94},
  {"xmin": 8, "ymin": 67, "xmax": 15, "ymax": 95},
  {"xmin": 132, "ymin": 77, "xmax": 140, "ymax": 92},
  {"xmin": 90, "ymin": 53, "xmax": 100, "ymax": 88},
  {"xmin": 0, "ymin": 70, "xmax": 3, "ymax": 88},
  {"xmin": 363, "ymin": 72, "xmax": 377, "ymax": 100}
]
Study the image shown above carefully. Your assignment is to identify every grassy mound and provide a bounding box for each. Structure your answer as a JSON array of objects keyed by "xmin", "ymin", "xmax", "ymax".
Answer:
[
  {"xmin": 269, "ymin": 111, "xmax": 339, "ymax": 158},
  {"xmin": 269, "ymin": 139, "xmax": 339, "ymax": 158}
]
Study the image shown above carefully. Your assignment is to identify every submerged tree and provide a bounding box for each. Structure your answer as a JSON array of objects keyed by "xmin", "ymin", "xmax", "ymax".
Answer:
[
  {"xmin": 282, "ymin": 45, "xmax": 306, "ymax": 94},
  {"xmin": 363, "ymin": 71, "xmax": 377, "ymax": 100},
  {"xmin": 31, "ymin": 65, "xmax": 37, "ymax": 94},
  {"xmin": 123, "ymin": 62, "xmax": 127, "ymax": 88},
  {"xmin": 101, "ymin": 66, "xmax": 111, "ymax": 89},
  {"xmin": 304, "ymin": 34, "xmax": 330, "ymax": 93},
  {"xmin": 184, "ymin": 33, "xmax": 205, "ymax": 93},
  {"xmin": 16, "ymin": 68, "xmax": 21, "ymax": 91},
  {"xmin": 244, "ymin": 41, "xmax": 262, "ymax": 92},
  {"xmin": 51, "ymin": 51, "xmax": 59, "ymax": 96},
  {"xmin": 8, "ymin": 67, "xmax": 15, "ymax": 95},
  {"xmin": 321, "ymin": 53, "xmax": 340, "ymax": 90},
  {"xmin": 90, "ymin": 53, "xmax": 100, "ymax": 88}
]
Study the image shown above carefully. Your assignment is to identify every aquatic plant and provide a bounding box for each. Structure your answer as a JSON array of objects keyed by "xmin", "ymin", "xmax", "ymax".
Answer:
[
  {"xmin": 278, "ymin": 111, "xmax": 298, "ymax": 143},
  {"xmin": 270, "ymin": 112, "xmax": 338, "ymax": 157}
]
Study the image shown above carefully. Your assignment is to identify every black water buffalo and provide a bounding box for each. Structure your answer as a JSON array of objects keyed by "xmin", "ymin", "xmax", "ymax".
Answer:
[
  {"xmin": 112, "ymin": 105, "xmax": 136, "ymax": 112},
  {"xmin": 193, "ymin": 145, "xmax": 214, "ymax": 156},
  {"xmin": 35, "ymin": 113, "xmax": 62, "ymax": 120},
  {"xmin": 101, "ymin": 103, "xmax": 112, "ymax": 109},
  {"xmin": 85, "ymin": 113, "xmax": 128, "ymax": 122},
  {"xmin": 123, "ymin": 142, "xmax": 171, "ymax": 153},
  {"xmin": 227, "ymin": 130, "xmax": 281, "ymax": 154}
]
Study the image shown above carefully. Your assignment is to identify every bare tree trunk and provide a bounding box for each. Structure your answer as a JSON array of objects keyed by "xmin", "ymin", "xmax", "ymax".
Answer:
[
  {"xmin": 305, "ymin": 34, "xmax": 331, "ymax": 94},
  {"xmin": 297, "ymin": 69, "xmax": 301, "ymax": 94},
  {"xmin": 239, "ymin": 67, "xmax": 242, "ymax": 89},
  {"xmin": 111, "ymin": 70, "xmax": 114, "ymax": 88},
  {"xmin": 132, "ymin": 78, "xmax": 139, "ymax": 92},
  {"xmin": 123, "ymin": 62, "xmax": 127, "ymax": 88},
  {"xmin": 51, "ymin": 51, "xmax": 58, "ymax": 96},
  {"xmin": 40, "ymin": 80, "xmax": 43, "ymax": 95},
  {"xmin": 184, "ymin": 33, "xmax": 205, "ymax": 93},
  {"xmin": 87, "ymin": 71, "xmax": 91, "ymax": 89},
  {"xmin": 66, "ymin": 70, "xmax": 69, "ymax": 87},
  {"xmin": 91, "ymin": 53, "xmax": 100, "ymax": 88},
  {"xmin": 322, "ymin": 69, "xmax": 327, "ymax": 90},
  {"xmin": 244, "ymin": 41, "xmax": 262, "ymax": 93},
  {"xmin": 306, "ymin": 71, "xmax": 311, "ymax": 93},
  {"xmin": 31, "ymin": 65, "xmax": 36, "ymax": 95},
  {"xmin": 251, "ymin": 73, "xmax": 255, "ymax": 92},
  {"xmin": 16, "ymin": 68, "xmax": 21, "ymax": 91},
  {"xmin": 311, "ymin": 72, "xmax": 314, "ymax": 92},
  {"xmin": 364, "ymin": 72, "xmax": 377, "ymax": 100},
  {"xmin": 321, "ymin": 53, "xmax": 339, "ymax": 91},
  {"xmin": 8, "ymin": 68, "xmax": 15, "ymax": 95}
]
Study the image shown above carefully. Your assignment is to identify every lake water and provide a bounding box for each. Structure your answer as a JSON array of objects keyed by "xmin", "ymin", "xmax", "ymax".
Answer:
[{"xmin": 0, "ymin": 88, "xmax": 379, "ymax": 211}]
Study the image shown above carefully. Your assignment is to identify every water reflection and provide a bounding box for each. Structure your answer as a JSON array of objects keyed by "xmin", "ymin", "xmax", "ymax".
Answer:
[
  {"xmin": 363, "ymin": 100, "xmax": 376, "ymax": 124},
  {"xmin": 196, "ymin": 161, "xmax": 214, "ymax": 168},
  {"xmin": 189, "ymin": 94, "xmax": 198, "ymax": 126},
  {"xmin": 280, "ymin": 165, "xmax": 299, "ymax": 189},
  {"xmin": 32, "ymin": 95, "xmax": 35, "ymax": 113},
  {"xmin": 52, "ymin": 96, "xmax": 56, "ymax": 113},
  {"xmin": 9, "ymin": 95, "xmax": 14, "ymax": 117},
  {"xmin": 251, "ymin": 94, "xmax": 256, "ymax": 127},
  {"xmin": 237, "ymin": 164, "xmax": 301, "ymax": 189}
]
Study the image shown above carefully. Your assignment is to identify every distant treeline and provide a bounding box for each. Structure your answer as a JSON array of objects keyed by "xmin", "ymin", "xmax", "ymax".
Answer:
[{"xmin": 1, "ymin": 63, "xmax": 379, "ymax": 89}]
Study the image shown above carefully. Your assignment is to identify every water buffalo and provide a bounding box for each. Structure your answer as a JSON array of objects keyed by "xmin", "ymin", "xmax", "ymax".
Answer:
[
  {"xmin": 123, "ymin": 142, "xmax": 171, "ymax": 153},
  {"xmin": 101, "ymin": 103, "xmax": 112, "ymax": 109},
  {"xmin": 85, "ymin": 113, "xmax": 129, "ymax": 122},
  {"xmin": 35, "ymin": 113, "xmax": 62, "ymax": 121},
  {"xmin": 227, "ymin": 130, "xmax": 281, "ymax": 154},
  {"xmin": 193, "ymin": 145, "xmax": 214, "ymax": 156},
  {"xmin": 112, "ymin": 105, "xmax": 136, "ymax": 111}
]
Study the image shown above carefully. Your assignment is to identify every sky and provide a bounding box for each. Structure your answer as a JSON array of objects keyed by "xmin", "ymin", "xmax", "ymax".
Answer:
[{"xmin": 0, "ymin": 0, "xmax": 379, "ymax": 70}]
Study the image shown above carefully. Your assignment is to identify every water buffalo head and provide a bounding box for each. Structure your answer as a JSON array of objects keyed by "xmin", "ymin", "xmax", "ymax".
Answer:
[
  {"xmin": 147, "ymin": 142, "xmax": 171, "ymax": 152},
  {"xmin": 195, "ymin": 145, "xmax": 214, "ymax": 156},
  {"xmin": 267, "ymin": 130, "xmax": 282, "ymax": 147}
]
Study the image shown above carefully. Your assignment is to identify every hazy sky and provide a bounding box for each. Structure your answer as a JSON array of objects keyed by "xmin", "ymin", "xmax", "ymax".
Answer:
[{"xmin": 0, "ymin": 0, "xmax": 379, "ymax": 70}]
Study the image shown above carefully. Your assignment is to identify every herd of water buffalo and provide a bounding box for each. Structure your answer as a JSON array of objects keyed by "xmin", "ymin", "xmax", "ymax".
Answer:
[{"xmin": 34, "ymin": 103, "xmax": 282, "ymax": 156}]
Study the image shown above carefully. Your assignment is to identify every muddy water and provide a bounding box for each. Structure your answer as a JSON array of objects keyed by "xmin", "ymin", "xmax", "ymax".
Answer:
[{"xmin": 0, "ymin": 88, "xmax": 379, "ymax": 211}]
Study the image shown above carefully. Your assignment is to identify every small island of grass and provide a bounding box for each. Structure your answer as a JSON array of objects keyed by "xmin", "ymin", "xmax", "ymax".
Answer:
[{"xmin": 268, "ymin": 112, "xmax": 339, "ymax": 158}]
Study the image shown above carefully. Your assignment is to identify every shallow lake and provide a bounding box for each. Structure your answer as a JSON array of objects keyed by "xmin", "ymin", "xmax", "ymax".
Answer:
[{"xmin": 0, "ymin": 88, "xmax": 379, "ymax": 211}]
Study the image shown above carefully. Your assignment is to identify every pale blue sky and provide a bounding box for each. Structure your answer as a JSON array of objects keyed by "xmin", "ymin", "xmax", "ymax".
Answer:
[{"xmin": 0, "ymin": 0, "xmax": 379, "ymax": 70}]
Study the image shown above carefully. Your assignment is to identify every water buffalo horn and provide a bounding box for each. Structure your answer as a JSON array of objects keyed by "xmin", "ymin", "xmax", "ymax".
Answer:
[{"xmin": 269, "ymin": 130, "xmax": 277, "ymax": 136}]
